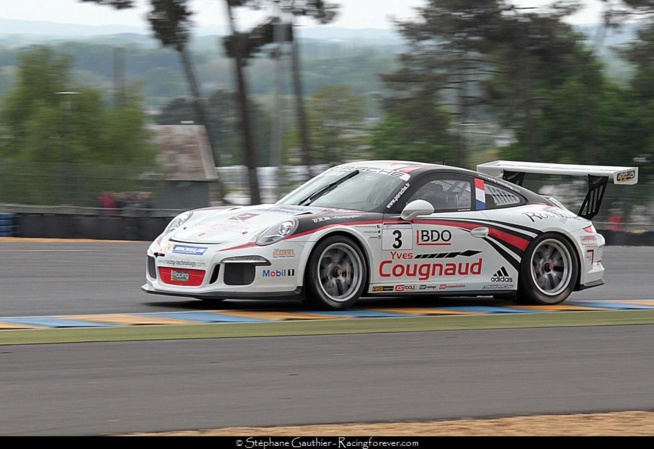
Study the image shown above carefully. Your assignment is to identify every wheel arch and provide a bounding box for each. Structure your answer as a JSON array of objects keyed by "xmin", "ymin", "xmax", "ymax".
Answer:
[
  {"xmin": 520, "ymin": 230, "xmax": 583, "ymax": 296},
  {"xmin": 296, "ymin": 229, "xmax": 372, "ymax": 290},
  {"xmin": 537, "ymin": 229, "xmax": 585, "ymax": 291}
]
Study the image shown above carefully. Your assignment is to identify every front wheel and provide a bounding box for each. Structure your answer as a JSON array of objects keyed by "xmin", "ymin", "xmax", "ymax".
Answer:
[
  {"xmin": 517, "ymin": 233, "xmax": 579, "ymax": 305},
  {"xmin": 304, "ymin": 235, "xmax": 367, "ymax": 310}
]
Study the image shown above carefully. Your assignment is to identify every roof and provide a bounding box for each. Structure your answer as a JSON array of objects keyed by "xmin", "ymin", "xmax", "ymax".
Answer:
[{"xmin": 152, "ymin": 125, "xmax": 218, "ymax": 182}]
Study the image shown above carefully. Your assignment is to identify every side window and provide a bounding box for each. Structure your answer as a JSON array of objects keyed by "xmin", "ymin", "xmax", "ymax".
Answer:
[
  {"xmin": 482, "ymin": 182, "xmax": 523, "ymax": 210},
  {"xmin": 409, "ymin": 178, "xmax": 472, "ymax": 212}
]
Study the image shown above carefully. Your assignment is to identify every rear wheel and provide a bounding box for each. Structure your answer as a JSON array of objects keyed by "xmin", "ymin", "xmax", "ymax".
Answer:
[
  {"xmin": 517, "ymin": 233, "xmax": 578, "ymax": 305},
  {"xmin": 305, "ymin": 235, "xmax": 367, "ymax": 310}
]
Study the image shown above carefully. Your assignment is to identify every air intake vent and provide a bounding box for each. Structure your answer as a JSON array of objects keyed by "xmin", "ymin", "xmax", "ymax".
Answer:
[
  {"xmin": 209, "ymin": 265, "xmax": 220, "ymax": 284},
  {"xmin": 224, "ymin": 264, "xmax": 255, "ymax": 285},
  {"xmin": 147, "ymin": 256, "xmax": 157, "ymax": 279}
]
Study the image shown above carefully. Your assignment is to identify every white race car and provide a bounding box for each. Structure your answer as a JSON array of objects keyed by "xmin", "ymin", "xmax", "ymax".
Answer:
[{"xmin": 142, "ymin": 160, "xmax": 638, "ymax": 309}]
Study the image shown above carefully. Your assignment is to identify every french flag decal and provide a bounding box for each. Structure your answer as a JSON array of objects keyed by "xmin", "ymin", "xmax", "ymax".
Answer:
[{"xmin": 475, "ymin": 178, "xmax": 486, "ymax": 210}]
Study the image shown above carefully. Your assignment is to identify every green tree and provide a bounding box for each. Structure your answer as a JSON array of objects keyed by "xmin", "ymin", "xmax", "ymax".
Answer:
[
  {"xmin": 516, "ymin": 73, "xmax": 645, "ymax": 167},
  {"xmin": 619, "ymin": 20, "xmax": 654, "ymax": 178},
  {"xmin": 380, "ymin": 0, "xmax": 512, "ymax": 167},
  {"xmin": 381, "ymin": 1, "xmax": 602, "ymax": 166},
  {"xmin": 307, "ymin": 85, "xmax": 366, "ymax": 165},
  {"xmin": 481, "ymin": 3, "xmax": 584, "ymax": 162},
  {"xmin": 371, "ymin": 113, "xmax": 453, "ymax": 163},
  {"xmin": 0, "ymin": 46, "xmax": 157, "ymax": 205}
]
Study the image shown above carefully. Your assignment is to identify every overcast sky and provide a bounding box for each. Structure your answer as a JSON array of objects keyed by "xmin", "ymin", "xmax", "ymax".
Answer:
[{"xmin": 1, "ymin": 0, "xmax": 605, "ymax": 29}]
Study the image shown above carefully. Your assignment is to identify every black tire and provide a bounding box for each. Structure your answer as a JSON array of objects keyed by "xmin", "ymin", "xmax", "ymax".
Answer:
[
  {"xmin": 304, "ymin": 235, "xmax": 367, "ymax": 310},
  {"xmin": 517, "ymin": 232, "xmax": 579, "ymax": 305}
]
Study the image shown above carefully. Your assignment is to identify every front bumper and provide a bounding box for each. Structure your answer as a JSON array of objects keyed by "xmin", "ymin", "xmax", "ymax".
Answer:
[{"xmin": 143, "ymin": 241, "xmax": 305, "ymax": 299}]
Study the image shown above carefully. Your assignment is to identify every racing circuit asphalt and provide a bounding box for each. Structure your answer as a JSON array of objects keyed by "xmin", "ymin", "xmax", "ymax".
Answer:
[{"xmin": 0, "ymin": 240, "xmax": 653, "ymax": 436}]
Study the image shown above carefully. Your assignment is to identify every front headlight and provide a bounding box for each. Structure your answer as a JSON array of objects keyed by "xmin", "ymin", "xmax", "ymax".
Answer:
[
  {"xmin": 256, "ymin": 218, "xmax": 298, "ymax": 246},
  {"xmin": 163, "ymin": 211, "xmax": 193, "ymax": 234}
]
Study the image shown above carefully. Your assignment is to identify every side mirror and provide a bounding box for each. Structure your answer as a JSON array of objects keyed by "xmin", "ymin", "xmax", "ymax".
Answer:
[{"xmin": 400, "ymin": 199, "xmax": 434, "ymax": 221}]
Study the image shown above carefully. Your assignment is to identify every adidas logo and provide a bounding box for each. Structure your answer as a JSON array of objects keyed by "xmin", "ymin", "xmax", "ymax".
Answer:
[{"xmin": 491, "ymin": 266, "xmax": 513, "ymax": 283}]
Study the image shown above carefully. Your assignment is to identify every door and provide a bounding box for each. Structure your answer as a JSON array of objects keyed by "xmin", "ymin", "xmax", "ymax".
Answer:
[{"xmin": 375, "ymin": 175, "xmax": 491, "ymax": 294}]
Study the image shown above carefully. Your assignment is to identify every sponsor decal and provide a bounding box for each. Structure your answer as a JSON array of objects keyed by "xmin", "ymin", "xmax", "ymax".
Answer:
[
  {"xmin": 523, "ymin": 207, "xmax": 579, "ymax": 223},
  {"xmin": 616, "ymin": 170, "xmax": 636, "ymax": 184},
  {"xmin": 416, "ymin": 229, "xmax": 452, "ymax": 246},
  {"xmin": 171, "ymin": 270, "xmax": 190, "ymax": 282},
  {"xmin": 419, "ymin": 284, "xmax": 465, "ymax": 290},
  {"xmin": 442, "ymin": 283, "xmax": 465, "ymax": 289},
  {"xmin": 524, "ymin": 211, "xmax": 558, "ymax": 222},
  {"xmin": 312, "ymin": 214, "xmax": 362, "ymax": 224},
  {"xmin": 580, "ymin": 235, "xmax": 598, "ymax": 246},
  {"xmin": 415, "ymin": 250, "xmax": 481, "ymax": 259},
  {"xmin": 386, "ymin": 182, "xmax": 411, "ymax": 208},
  {"xmin": 355, "ymin": 166, "xmax": 411, "ymax": 181},
  {"xmin": 491, "ymin": 267, "xmax": 513, "ymax": 283},
  {"xmin": 482, "ymin": 284, "xmax": 515, "ymax": 290},
  {"xmin": 363, "ymin": 224, "xmax": 382, "ymax": 238},
  {"xmin": 158, "ymin": 267, "xmax": 205, "ymax": 286},
  {"xmin": 272, "ymin": 249, "xmax": 296, "ymax": 258},
  {"xmin": 395, "ymin": 285, "xmax": 405, "ymax": 292},
  {"xmin": 475, "ymin": 178, "xmax": 486, "ymax": 210},
  {"xmin": 332, "ymin": 214, "xmax": 363, "ymax": 220},
  {"xmin": 258, "ymin": 205, "xmax": 307, "ymax": 214},
  {"xmin": 394, "ymin": 284, "xmax": 417, "ymax": 292},
  {"xmin": 372, "ymin": 286, "xmax": 385, "ymax": 292},
  {"xmin": 379, "ymin": 259, "xmax": 483, "ymax": 281},
  {"xmin": 478, "ymin": 173, "xmax": 521, "ymax": 192},
  {"xmin": 262, "ymin": 268, "xmax": 296, "ymax": 277},
  {"xmin": 160, "ymin": 259, "xmax": 206, "ymax": 268},
  {"xmin": 390, "ymin": 250, "xmax": 413, "ymax": 259},
  {"xmin": 208, "ymin": 222, "xmax": 249, "ymax": 232},
  {"xmin": 172, "ymin": 244, "xmax": 208, "ymax": 256}
]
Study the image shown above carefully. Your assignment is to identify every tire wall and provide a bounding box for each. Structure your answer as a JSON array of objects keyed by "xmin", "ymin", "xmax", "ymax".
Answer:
[
  {"xmin": 601, "ymin": 230, "xmax": 654, "ymax": 246},
  {"xmin": 3, "ymin": 213, "xmax": 654, "ymax": 244},
  {"xmin": 12, "ymin": 213, "xmax": 170, "ymax": 241}
]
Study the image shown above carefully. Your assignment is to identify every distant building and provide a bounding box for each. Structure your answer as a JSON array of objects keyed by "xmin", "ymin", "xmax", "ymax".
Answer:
[{"xmin": 151, "ymin": 124, "xmax": 218, "ymax": 210}]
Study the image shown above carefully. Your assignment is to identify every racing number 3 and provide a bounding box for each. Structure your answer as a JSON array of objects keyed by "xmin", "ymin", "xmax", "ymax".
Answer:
[
  {"xmin": 392, "ymin": 230, "xmax": 402, "ymax": 248},
  {"xmin": 382, "ymin": 224, "xmax": 413, "ymax": 251}
]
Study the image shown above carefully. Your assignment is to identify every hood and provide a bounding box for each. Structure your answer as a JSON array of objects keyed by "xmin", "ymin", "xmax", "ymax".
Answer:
[{"xmin": 169, "ymin": 204, "xmax": 322, "ymax": 244}]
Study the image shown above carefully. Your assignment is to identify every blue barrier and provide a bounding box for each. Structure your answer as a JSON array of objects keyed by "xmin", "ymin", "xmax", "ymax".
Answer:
[{"xmin": 0, "ymin": 213, "xmax": 15, "ymax": 237}]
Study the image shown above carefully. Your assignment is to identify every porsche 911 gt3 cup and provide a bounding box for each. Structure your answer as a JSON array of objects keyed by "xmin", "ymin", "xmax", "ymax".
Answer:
[{"xmin": 142, "ymin": 160, "xmax": 638, "ymax": 310}]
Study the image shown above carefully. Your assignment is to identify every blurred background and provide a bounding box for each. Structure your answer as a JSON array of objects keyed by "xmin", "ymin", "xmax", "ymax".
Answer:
[{"xmin": 0, "ymin": 0, "xmax": 653, "ymax": 240}]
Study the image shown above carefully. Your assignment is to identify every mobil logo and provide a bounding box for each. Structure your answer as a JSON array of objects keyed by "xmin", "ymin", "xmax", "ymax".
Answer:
[{"xmin": 262, "ymin": 268, "xmax": 296, "ymax": 277}]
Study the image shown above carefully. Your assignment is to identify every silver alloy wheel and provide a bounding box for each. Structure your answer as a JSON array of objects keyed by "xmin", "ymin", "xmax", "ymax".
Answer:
[
  {"xmin": 316, "ymin": 242, "xmax": 363, "ymax": 303},
  {"xmin": 529, "ymin": 238, "xmax": 573, "ymax": 296}
]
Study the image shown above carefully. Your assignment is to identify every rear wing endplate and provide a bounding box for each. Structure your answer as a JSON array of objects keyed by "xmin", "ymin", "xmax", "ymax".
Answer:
[{"xmin": 476, "ymin": 160, "xmax": 638, "ymax": 220}]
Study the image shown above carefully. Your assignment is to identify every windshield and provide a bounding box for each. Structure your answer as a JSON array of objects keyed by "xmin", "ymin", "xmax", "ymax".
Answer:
[{"xmin": 277, "ymin": 167, "xmax": 406, "ymax": 211}]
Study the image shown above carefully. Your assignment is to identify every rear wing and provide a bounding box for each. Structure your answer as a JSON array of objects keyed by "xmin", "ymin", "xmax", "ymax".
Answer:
[{"xmin": 476, "ymin": 160, "xmax": 638, "ymax": 220}]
